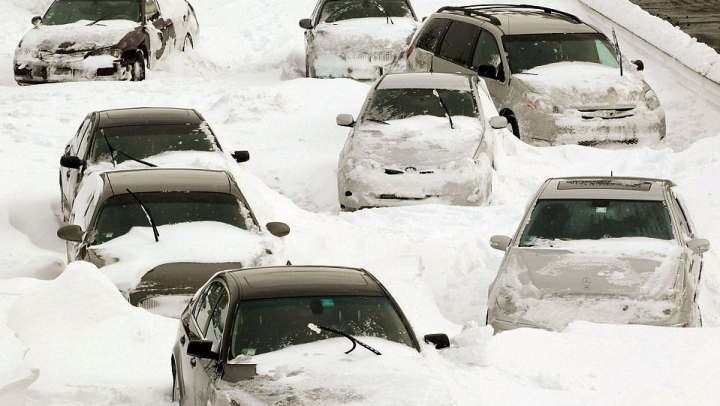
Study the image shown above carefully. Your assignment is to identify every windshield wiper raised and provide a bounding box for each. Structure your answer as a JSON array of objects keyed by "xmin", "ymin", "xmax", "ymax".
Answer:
[
  {"xmin": 612, "ymin": 28, "xmax": 623, "ymax": 77},
  {"xmin": 308, "ymin": 323, "xmax": 381, "ymax": 355},
  {"xmin": 372, "ymin": 1, "xmax": 394, "ymax": 24},
  {"xmin": 434, "ymin": 90, "xmax": 454, "ymax": 129},
  {"xmin": 125, "ymin": 188, "xmax": 160, "ymax": 242},
  {"xmin": 102, "ymin": 130, "xmax": 157, "ymax": 168}
]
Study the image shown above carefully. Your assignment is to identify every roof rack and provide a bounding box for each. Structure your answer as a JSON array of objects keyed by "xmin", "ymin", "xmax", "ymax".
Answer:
[
  {"xmin": 436, "ymin": 6, "xmax": 501, "ymax": 25},
  {"xmin": 440, "ymin": 4, "xmax": 583, "ymax": 24}
]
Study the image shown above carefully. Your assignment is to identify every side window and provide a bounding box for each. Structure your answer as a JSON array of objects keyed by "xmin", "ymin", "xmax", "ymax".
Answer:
[
  {"xmin": 673, "ymin": 197, "xmax": 693, "ymax": 237},
  {"xmin": 416, "ymin": 18, "xmax": 450, "ymax": 53},
  {"xmin": 145, "ymin": 0, "xmax": 160, "ymax": 21},
  {"xmin": 206, "ymin": 290, "xmax": 229, "ymax": 352},
  {"xmin": 194, "ymin": 282, "xmax": 224, "ymax": 334},
  {"xmin": 71, "ymin": 117, "xmax": 91, "ymax": 156},
  {"xmin": 471, "ymin": 30, "xmax": 504, "ymax": 81},
  {"xmin": 76, "ymin": 120, "xmax": 94, "ymax": 160},
  {"xmin": 438, "ymin": 21, "xmax": 481, "ymax": 68}
]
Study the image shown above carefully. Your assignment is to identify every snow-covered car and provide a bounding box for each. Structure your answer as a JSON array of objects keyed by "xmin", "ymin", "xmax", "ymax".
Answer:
[
  {"xmin": 59, "ymin": 107, "xmax": 248, "ymax": 221},
  {"xmin": 13, "ymin": 0, "xmax": 199, "ymax": 84},
  {"xmin": 171, "ymin": 265, "xmax": 451, "ymax": 406},
  {"xmin": 299, "ymin": 0, "xmax": 419, "ymax": 80},
  {"xmin": 406, "ymin": 5, "xmax": 666, "ymax": 146},
  {"xmin": 486, "ymin": 177, "xmax": 710, "ymax": 333},
  {"xmin": 336, "ymin": 72, "xmax": 508, "ymax": 210},
  {"xmin": 56, "ymin": 168, "xmax": 291, "ymax": 316}
]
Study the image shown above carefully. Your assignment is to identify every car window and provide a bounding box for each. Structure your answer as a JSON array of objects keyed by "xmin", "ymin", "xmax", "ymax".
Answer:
[
  {"xmin": 415, "ymin": 18, "xmax": 449, "ymax": 53},
  {"xmin": 520, "ymin": 199, "xmax": 674, "ymax": 246},
  {"xmin": 76, "ymin": 119, "xmax": 94, "ymax": 160},
  {"xmin": 71, "ymin": 117, "xmax": 92, "ymax": 155},
  {"xmin": 319, "ymin": 0, "xmax": 413, "ymax": 23},
  {"xmin": 364, "ymin": 88, "xmax": 478, "ymax": 121},
  {"xmin": 672, "ymin": 197, "xmax": 693, "ymax": 237},
  {"xmin": 502, "ymin": 33, "xmax": 620, "ymax": 73},
  {"xmin": 145, "ymin": 0, "xmax": 160, "ymax": 21},
  {"xmin": 194, "ymin": 282, "xmax": 224, "ymax": 335},
  {"xmin": 206, "ymin": 289, "xmax": 229, "ymax": 352},
  {"xmin": 471, "ymin": 30, "xmax": 504, "ymax": 81},
  {"xmin": 43, "ymin": 0, "xmax": 142, "ymax": 25},
  {"xmin": 88, "ymin": 123, "xmax": 219, "ymax": 164},
  {"xmin": 438, "ymin": 21, "xmax": 481, "ymax": 68},
  {"xmin": 230, "ymin": 296, "xmax": 414, "ymax": 357},
  {"xmin": 93, "ymin": 192, "xmax": 253, "ymax": 244}
]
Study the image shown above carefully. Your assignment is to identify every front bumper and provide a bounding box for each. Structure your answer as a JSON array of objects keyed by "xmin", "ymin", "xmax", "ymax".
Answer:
[
  {"xmin": 14, "ymin": 53, "xmax": 131, "ymax": 84},
  {"xmin": 312, "ymin": 51, "xmax": 402, "ymax": 80}
]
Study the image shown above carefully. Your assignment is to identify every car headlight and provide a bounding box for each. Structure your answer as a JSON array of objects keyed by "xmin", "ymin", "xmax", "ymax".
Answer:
[
  {"xmin": 85, "ymin": 47, "xmax": 123, "ymax": 59},
  {"xmin": 495, "ymin": 286, "xmax": 518, "ymax": 315},
  {"xmin": 526, "ymin": 92, "xmax": 560, "ymax": 114},
  {"xmin": 644, "ymin": 89, "xmax": 660, "ymax": 110}
]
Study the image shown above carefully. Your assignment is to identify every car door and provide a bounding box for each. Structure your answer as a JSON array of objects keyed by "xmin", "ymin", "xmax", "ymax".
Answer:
[
  {"xmin": 178, "ymin": 283, "xmax": 217, "ymax": 404},
  {"xmin": 671, "ymin": 194, "xmax": 703, "ymax": 295},
  {"xmin": 432, "ymin": 20, "xmax": 480, "ymax": 76},
  {"xmin": 61, "ymin": 116, "xmax": 92, "ymax": 214},
  {"xmin": 145, "ymin": 0, "xmax": 172, "ymax": 61},
  {"xmin": 195, "ymin": 286, "xmax": 230, "ymax": 405}
]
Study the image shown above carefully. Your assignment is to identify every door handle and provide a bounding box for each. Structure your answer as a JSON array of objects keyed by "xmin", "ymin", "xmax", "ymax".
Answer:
[
  {"xmin": 180, "ymin": 336, "xmax": 186, "ymax": 346},
  {"xmin": 65, "ymin": 171, "xmax": 71, "ymax": 179},
  {"xmin": 190, "ymin": 358, "xmax": 197, "ymax": 368}
]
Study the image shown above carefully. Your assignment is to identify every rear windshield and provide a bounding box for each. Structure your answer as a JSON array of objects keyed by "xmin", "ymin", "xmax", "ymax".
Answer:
[
  {"xmin": 502, "ymin": 33, "xmax": 619, "ymax": 73},
  {"xmin": 43, "ymin": 0, "xmax": 141, "ymax": 25},
  {"xmin": 230, "ymin": 296, "xmax": 414, "ymax": 357},
  {"xmin": 94, "ymin": 192, "xmax": 250, "ymax": 243},
  {"xmin": 520, "ymin": 199, "xmax": 674, "ymax": 246},
  {"xmin": 319, "ymin": 0, "xmax": 413, "ymax": 23},
  {"xmin": 364, "ymin": 88, "xmax": 478, "ymax": 121},
  {"xmin": 90, "ymin": 124, "xmax": 219, "ymax": 164}
]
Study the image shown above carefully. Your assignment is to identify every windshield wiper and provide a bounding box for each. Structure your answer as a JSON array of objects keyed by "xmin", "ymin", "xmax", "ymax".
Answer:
[
  {"xmin": 87, "ymin": 16, "xmax": 106, "ymax": 26},
  {"xmin": 125, "ymin": 188, "xmax": 160, "ymax": 242},
  {"xmin": 308, "ymin": 323, "xmax": 381, "ymax": 355},
  {"xmin": 612, "ymin": 28, "xmax": 623, "ymax": 77},
  {"xmin": 365, "ymin": 118, "xmax": 390, "ymax": 125},
  {"xmin": 433, "ymin": 90, "xmax": 454, "ymax": 129},
  {"xmin": 102, "ymin": 130, "xmax": 157, "ymax": 168},
  {"xmin": 372, "ymin": 1, "xmax": 394, "ymax": 24}
]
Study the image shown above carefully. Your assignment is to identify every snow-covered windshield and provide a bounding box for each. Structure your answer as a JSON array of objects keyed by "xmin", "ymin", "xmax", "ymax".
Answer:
[
  {"xmin": 90, "ymin": 124, "xmax": 219, "ymax": 164},
  {"xmin": 503, "ymin": 33, "xmax": 620, "ymax": 73},
  {"xmin": 364, "ymin": 89, "xmax": 477, "ymax": 122},
  {"xmin": 520, "ymin": 199, "xmax": 674, "ymax": 246},
  {"xmin": 230, "ymin": 296, "xmax": 413, "ymax": 357},
  {"xmin": 94, "ymin": 192, "xmax": 250, "ymax": 243},
  {"xmin": 43, "ymin": 0, "xmax": 141, "ymax": 25},
  {"xmin": 319, "ymin": 0, "xmax": 413, "ymax": 23}
]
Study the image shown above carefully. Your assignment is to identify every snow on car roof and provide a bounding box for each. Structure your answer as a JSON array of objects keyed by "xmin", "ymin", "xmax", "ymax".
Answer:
[
  {"xmin": 482, "ymin": 9, "xmax": 599, "ymax": 35},
  {"xmin": 97, "ymin": 107, "xmax": 202, "ymax": 128},
  {"xmin": 376, "ymin": 72, "xmax": 473, "ymax": 91},
  {"xmin": 539, "ymin": 177, "xmax": 672, "ymax": 200}
]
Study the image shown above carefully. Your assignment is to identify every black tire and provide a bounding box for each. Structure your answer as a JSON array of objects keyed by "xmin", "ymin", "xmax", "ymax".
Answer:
[
  {"xmin": 182, "ymin": 34, "xmax": 193, "ymax": 52},
  {"xmin": 131, "ymin": 51, "xmax": 146, "ymax": 82},
  {"xmin": 504, "ymin": 112, "xmax": 520, "ymax": 139}
]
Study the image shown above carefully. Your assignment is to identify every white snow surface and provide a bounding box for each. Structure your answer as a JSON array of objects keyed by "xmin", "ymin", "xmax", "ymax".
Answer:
[{"xmin": 1, "ymin": 0, "xmax": 720, "ymax": 405}]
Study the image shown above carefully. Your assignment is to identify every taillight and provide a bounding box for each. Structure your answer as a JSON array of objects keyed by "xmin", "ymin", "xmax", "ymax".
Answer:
[{"xmin": 405, "ymin": 45, "xmax": 414, "ymax": 60}]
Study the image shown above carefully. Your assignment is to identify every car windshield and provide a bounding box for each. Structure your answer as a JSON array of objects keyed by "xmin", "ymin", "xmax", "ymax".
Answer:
[
  {"xmin": 94, "ymin": 192, "xmax": 251, "ymax": 243},
  {"xmin": 43, "ymin": 0, "xmax": 141, "ymax": 25},
  {"xmin": 364, "ymin": 89, "xmax": 478, "ymax": 122},
  {"xmin": 90, "ymin": 124, "xmax": 219, "ymax": 164},
  {"xmin": 230, "ymin": 296, "xmax": 414, "ymax": 357},
  {"xmin": 519, "ymin": 199, "xmax": 674, "ymax": 246},
  {"xmin": 502, "ymin": 33, "xmax": 620, "ymax": 73},
  {"xmin": 319, "ymin": 0, "xmax": 413, "ymax": 23}
]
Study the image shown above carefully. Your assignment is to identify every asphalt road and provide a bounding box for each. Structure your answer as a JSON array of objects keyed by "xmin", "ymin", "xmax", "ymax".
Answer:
[{"xmin": 629, "ymin": 0, "xmax": 720, "ymax": 53}]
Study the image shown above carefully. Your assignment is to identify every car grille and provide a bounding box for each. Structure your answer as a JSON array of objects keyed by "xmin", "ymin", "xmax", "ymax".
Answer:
[
  {"xmin": 378, "ymin": 194, "xmax": 438, "ymax": 200},
  {"xmin": 578, "ymin": 139, "xmax": 638, "ymax": 147},
  {"xmin": 346, "ymin": 53, "xmax": 396, "ymax": 63},
  {"xmin": 384, "ymin": 168, "xmax": 435, "ymax": 175},
  {"xmin": 578, "ymin": 108, "xmax": 635, "ymax": 120}
]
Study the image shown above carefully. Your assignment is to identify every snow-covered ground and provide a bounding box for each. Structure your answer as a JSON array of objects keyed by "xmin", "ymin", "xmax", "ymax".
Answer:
[{"xmin": 1, "ymin": 0, "xmax": 720, "ymax": 404}]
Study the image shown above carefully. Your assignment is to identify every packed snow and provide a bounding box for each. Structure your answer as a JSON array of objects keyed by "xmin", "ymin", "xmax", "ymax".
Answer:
[{"xmin": 1, "ymin": 0, "xmax": 720, "ymax": 405}]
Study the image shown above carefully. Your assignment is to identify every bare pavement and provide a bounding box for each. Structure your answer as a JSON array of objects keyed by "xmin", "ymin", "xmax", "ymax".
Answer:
[{"xmin": 630, "ymin": 0, "xmax": 720, "ymax": 53}]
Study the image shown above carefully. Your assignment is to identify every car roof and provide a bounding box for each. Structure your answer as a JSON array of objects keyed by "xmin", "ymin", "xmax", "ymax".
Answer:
[
  {"xmin": 224, "ymin": 265, "xmax": 387, "ymax": 301},
  {"xmin": 95, "ymin": 107, "xmax": 202, "ymax": 128},
  {"xmin": 436, "ymin": 6, "xmax": 598, "ymax": 36},
  {"xmin": 376, "ymin": 72, "xmax": 473, "ymax": 91},
  {"xmin": 538, "ymin": 177, "xmax": 673, "ymax": 201},
  {"xmin": 101, "ymin": 168, "xmax": 233, "ymax": 196}
]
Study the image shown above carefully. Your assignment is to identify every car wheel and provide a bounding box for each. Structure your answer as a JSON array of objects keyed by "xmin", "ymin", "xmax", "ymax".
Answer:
[
  {"xmin": 182, "ymin": 34, "xmax": 194, "ymax": 52},
  {"xmin": 504, "ymin": 113, "xmax": 520, "ymax": 139},
  {"xmin": 172, "ymin": 361, "xmax": 183, "ymax": 405},
  {"xmin": 131, "ymin": 51, "xmax": 146, "ymax": 82}
]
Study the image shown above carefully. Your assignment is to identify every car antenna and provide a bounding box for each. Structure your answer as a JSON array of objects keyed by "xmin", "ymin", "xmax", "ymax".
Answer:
[
  {"xmin": 611, "ymin": 170, "xmax": 613, "ymax": 177},
  {"xmin": 612, "ymin": 28, "xmax": 623, "ymax": 76},
  {"xmin": 126, "ymin": 188, "xmax": 160, "ymax": 242},
  {"xmin": 430, "ymin": 56, "xmax": 434, "ymax": 73}
]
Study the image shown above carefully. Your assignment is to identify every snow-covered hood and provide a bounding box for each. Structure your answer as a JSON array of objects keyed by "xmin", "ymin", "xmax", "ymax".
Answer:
[
  {"xmin": 218, "ymin": 338, "xmax": 458, "ymax": 405},
  {"xmin": 19, "ymin": 20, "xmax": 139, "ymax": 53},
  {"xmin": 313, "ymin": 17, "xmax": 418, "ymax": 55},
  {"xmin": 350, "ymin": 116, "xmax": 482, "ymax": 167},
  {"xmin": 515, "ymin": 62, "xmax": 650, "ymax": 108},
  {"xmin": 505, "ymin": 238, "xmax": 683, "ymax": 299}
]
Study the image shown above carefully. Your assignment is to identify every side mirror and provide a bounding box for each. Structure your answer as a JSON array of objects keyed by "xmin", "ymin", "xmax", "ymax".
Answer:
[
  {"xmin": 57, "ymin": 225, "xmax": 84, "ymax": 242},
  {"xmin": 266, "ymin": 222, "xmax": 290, "ymax": 238},
  {"xmin": 423, "ymin": 333, "xmax": 450, "ymax": 349},
  {"xmin": 489, "ymin": 116, "xmax": 508, "ymax": 130},
  {"xmin": 31, "ymin": 16, "xmax": 42, "ymax": 26},
  {"xmin": 336, "ymin": 114, "xmax": 355, "ymax": 127},
  {"xmin": 187, "ymin": 339, "xmax": 217, "ymax": 360},
  {"xmin": 231, "ymin": 150, "xmax": 250, "ymax": 163},
  {"xmin": 299, "ymin": 19, "xmax": 313, "ymax": 29},
  {"xmin": 489, "ymin": 235, "xmax": 511, "ymax": 251},
  {"xmin": 632, "ymin": 60, "xmax": 644, "ymax": 71},
  {"xmin": 60, "ymin": 155, "xmax": 84, "ymax": 169},
  {"xmin": 687, "ymin": 238, "xmax": 710, "ymax": 254},
  {"xmin": 477, "ymin": 64, "xmax": 498, "ymax": 80}
]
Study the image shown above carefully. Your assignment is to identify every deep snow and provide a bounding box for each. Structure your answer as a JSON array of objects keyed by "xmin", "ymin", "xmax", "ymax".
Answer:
[{"xmin": 1, "ymin": 0, "xmax": 720, "ymax": 405}]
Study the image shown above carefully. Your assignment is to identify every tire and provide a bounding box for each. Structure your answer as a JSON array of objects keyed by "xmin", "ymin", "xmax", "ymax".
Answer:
[
  {"xmin": 504, "ymin": 112, "xmax": 520, "ymax": 139},
  {"xmin": 131, "ymin": 51, "xmax": 146, "ymax": 82},
  {"xmin": 182, "ymin": 34, "xmax": 194, "ymax": 52},
  {"xmin": 172, "ymin": 362, "xmax": 183, "ymax": 405}
]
